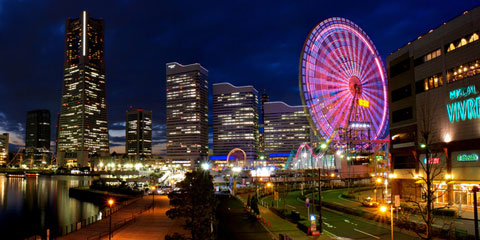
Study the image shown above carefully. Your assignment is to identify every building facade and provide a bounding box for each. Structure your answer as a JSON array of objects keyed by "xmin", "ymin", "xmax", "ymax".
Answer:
[
  {"xmin": 388, "ymin": 7, "xmax": 480, "ymax": 207},
  {"xmin": 126, "ymin": 108, "xmax": 152, "ymax": 160},
  {"xmin": 264, "ymin": 101, "xmax": 310, "ymax": 167},
  {"xmin": 212, "ymin": 83, "xmax": 258, "ymax": 166},
  {"xmin": 0, "ymin": 133, "xmax": 8, "ymax": 165},
  {"xmin": 25, "ymin": 110, "xmax": 51, "ymax": 166},
  {"xmin": 166, "ymin": 62, "xmax": 208, "ymax": 168},
  {"xmin": 57, "ymin": 11, "xmax": 109, "ymax": 167}
]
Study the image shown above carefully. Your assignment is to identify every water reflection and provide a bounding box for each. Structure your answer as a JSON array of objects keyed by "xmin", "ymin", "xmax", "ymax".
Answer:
[{"xmin": 0, "ymin": 175, "xmax": 100, "ymax": 239}]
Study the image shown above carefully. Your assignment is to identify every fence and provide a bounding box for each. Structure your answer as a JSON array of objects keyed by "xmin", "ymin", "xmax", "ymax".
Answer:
[{"xmin": 24, "ymin": 197, "xmax": 141, "ymax": 240}]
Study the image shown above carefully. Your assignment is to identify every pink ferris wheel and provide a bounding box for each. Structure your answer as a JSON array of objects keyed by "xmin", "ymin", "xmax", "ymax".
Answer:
[{"xmin": 299, "ymin": 17, "xmax": 388, "ymax": 143}]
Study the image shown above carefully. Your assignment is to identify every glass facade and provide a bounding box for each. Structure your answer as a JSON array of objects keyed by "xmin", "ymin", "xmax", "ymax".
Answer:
[
  {"xmin": 264, "ymin": 102, "xmax": 310, "ymax": 164},
  {"xmin": 212, "ymin": 83, "xmax": 258, "ymax": 166},
  {"xmin": 126, "ymin": 109, "xmax": 152, "ymax": 159},
  {"xmin": 0, "ymin": 133, "xmax": 8, "ymax": 165},
  {"xmin": 166, "ymin": 62, "xmax": 208, "ymax": 168},
  {"xmin": 57, "ymin": 11, "xmax": 109, "ymax": 167},
  {"xmin": 25, "ymin": 110, "xmax": 51, "ymax": 166}
]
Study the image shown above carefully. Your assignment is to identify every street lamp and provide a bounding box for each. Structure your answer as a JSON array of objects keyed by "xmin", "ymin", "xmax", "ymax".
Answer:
[
  {"xmin": 151, "ymin": 186, "xmax": 156, "ymax": 212},
  {"xmin": 201, "ymin": 162, "xmax": 210, "ymax": 171},
  {"xmin": 108, "ymin": 198, "xmax": 114, "ymax": 240},
  {"xmin": 379, "ymin": 205, "xmax": 393, "ymax": 240}
]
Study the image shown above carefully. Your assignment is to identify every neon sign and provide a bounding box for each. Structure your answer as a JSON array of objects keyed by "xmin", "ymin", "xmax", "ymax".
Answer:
[
  {"xmin": 423, "ymin": 157, "xmax": 440, "ymax": 164},
  {"xmin": 358, "ymin": 99, "xmax": 370, "ymax": 108},
  {"xmin": 457, "ymin": 153, "xmax": 479, "ymax": 162},
  {"xmin": 446, "ymin": 85, "xmax": 480, "ymax": 122}
]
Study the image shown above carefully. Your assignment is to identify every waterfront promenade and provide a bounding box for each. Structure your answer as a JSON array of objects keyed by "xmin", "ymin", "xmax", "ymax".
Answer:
[{"xmin": 59, "ymin": 195, "xmax": 186, "ymax": 240}]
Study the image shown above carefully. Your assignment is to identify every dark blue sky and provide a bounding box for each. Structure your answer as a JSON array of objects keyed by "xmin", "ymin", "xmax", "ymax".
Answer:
[{"xmin": 0, "ymin": 0, "xmax": 478, "ymax": 154}]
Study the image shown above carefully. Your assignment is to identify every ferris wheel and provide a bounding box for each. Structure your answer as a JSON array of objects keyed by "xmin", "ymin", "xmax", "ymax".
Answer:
[{"xmin": 299, "ymin": 17, "xmax": 388, "ymax": 146}]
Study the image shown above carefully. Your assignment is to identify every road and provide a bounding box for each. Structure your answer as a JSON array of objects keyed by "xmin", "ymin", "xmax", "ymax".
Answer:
[
  {"xmin": 262, "ymin": 191, "xmax": 418, "ymax": 240},
  {"xmin": 217, "ymin": 194, "xmax": 273, "ymax": 240}
]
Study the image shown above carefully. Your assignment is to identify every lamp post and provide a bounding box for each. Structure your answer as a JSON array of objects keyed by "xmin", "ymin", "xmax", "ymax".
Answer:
[
  {"xmin": 473, "ymin": 186, "xmax": 479, "ymax": 240},
  {"xmin": 108, "ymin": 198, "xmax": 114, "ymax": 240},
  {"xmin": 151, "ymin": 186, "xmax": 156, "ymax": 212},
  {"xmin": 380, "ymin": 204, "xmax": 393, "ymax": 240}
]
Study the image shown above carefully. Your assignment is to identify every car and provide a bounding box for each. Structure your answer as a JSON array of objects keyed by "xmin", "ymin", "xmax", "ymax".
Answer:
[{"xmin": 362, "ymin": 197, "xmax": 379, "ymax": 207}]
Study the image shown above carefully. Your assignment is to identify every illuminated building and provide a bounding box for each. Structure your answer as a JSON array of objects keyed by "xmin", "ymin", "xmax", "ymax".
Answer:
[
  {"xmin": 264, "ymin": 102, "xmax": 310, "ymax": 166},
  {"xmin": 126, "ymin": 108, "xmax": 152, "ymax": 160},
  {"xmin": 25, "ymin": 110, "xmax": 50, "ymax": 166},
  {"xmin": 57, "ymin": 11, "xmax": 109, "ymax": 167},
  {"xmin": 166, "ymin": 62, "xmax": 208, "ymax": 168},
  {"xmin": 258, "ymin": 89, "xmax": 269, "ymax": 159},
  {"xmin": 0, "ymin": 133, "xmax": 8, "ymax": 165},
  {"xmin": 212, "ymin": 83, "xmax": 258, "ymax": 166},
  {"xmin": 388, "ymin": 7, "xmax": 480, "ymax": 207}
]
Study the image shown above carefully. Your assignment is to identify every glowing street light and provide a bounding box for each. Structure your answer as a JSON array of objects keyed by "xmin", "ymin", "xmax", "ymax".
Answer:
[
  {"xmin": 151, "ymin": 186, "xmax": 156, "ymax": 212},
  {"xmin": 320, "ymin": 143, "xmax": 327, "ymax": 149},
  {"xmin": 266, "ymin": 182, "xmax": 272, "ymax": 188},
  {"xmin": 420, "ymin": 143, "xmax": 426, "ymax": 149},
  {"xmin": 379, "ymin": 205, "xmax": 387, "ymax": 213},
  {"xmin": 376, "ymin": 177, "xmax": 383, "ymax": 184},
  {"xmin": 201, "ymin": 162, "xmax": 210, "ymax": 170},
  {"xmin": 108, "ymin": 198, "xmax": 115, "ymax": 240}
]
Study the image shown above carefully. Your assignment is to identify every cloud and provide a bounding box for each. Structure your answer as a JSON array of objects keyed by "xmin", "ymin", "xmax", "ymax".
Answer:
[{"xmin": 0, "ymin": 112, "xmax": 24, "ymax": 148}]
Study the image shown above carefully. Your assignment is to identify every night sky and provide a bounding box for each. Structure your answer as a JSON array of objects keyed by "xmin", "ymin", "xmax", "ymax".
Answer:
[{"xmin": 0, "ymin": 0, "xmax": 478, "ymax": 154}]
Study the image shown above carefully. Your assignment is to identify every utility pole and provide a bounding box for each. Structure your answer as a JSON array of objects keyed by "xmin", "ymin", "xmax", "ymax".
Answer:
[{"xmin": 318, "ymin": 167, "xmax": 322, "ymax": 233}]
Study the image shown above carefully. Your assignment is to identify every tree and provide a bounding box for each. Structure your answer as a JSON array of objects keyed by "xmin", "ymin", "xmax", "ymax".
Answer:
[
  {"xmin": 407, "ymin": 93, "xmax": 452, "ymax": 240},
  {"xmin": 250, "ymin": 195, "xmax": 260, "ymax": 215},
  {"xmin": 166, "ymin": 170, "xmax": 217, "ymax": 240}
]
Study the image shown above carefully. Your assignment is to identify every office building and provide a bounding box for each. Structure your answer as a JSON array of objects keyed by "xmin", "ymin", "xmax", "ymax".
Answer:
[
  {"xmin": 57, "ymin": 11, "xmax": 109, "ymax": 167},
  {"xmin": 212, "ymin": 83, "xmax": 258, "ymax": 166},
  {"xmin": 126, "ymin": 108, "xmax": 152, "ymax": 159},
  {"xmin": 166, "ymin": 62, "xmax": 208, "ymax": 168},
  {"xmin": 0, "ymin": 133, "xmax": 8, "ymax": 165},
  {"xmin": 25, "ymin": 110, "xmax": 51, "ymax": 166},
  {"xmin": 388, "ymin": 7, "xmax": 480, "ymax": 207},
  {"xmin": 264, "ymin": 101, "xmax": 310, "ymax": 166}
]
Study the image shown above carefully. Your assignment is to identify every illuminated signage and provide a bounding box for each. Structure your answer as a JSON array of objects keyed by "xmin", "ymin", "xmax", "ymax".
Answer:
[
  {"xmin": 358, "ymin": 99, "xmax": 370, "ymax": 108},
  {"xmin": 423, "ymin": 157, "xmax": 440, "ymax": 164},
  {"xmin": 457, "ymin": 153, "xmax": 479, "ymax": 162},
  {"xmin": 446, "ymin": 85, "xmax": 480, "ymax": 122}
]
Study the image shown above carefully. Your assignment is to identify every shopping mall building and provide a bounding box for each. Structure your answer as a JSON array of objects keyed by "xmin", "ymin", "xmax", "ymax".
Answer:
[{"xmin": 388, "ymin": 6, "xmax": 480, "ymax": 207}]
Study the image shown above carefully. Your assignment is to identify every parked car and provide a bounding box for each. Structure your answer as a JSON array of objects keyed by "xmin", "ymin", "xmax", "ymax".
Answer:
[{"xmin": 362, "ymin": 197, "xmax": 379, "ymax": 207}]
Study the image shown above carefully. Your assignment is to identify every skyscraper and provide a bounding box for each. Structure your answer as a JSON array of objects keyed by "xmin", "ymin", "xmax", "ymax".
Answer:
[
  {"xmin": 0, "ymin": 133, "xmax": 8, "ymax": 165},
  {"xmin": 258, "ymin": 89, "xmax": 269, "ymax": 158},
  {"xmin": 57, "ymin": 11, "xmax": 109, "ymax": 167},
  {"xmin": 264, "ymin": 102, "xmax": 310, "ymax": 166},
  {"xmin": 166, "ymin": 62, "xmax": 208, "ymax": 168},
  {"xmin": 126, "ymin": 108, "xmax": 152, "ymax": 160},
  {"xmin": 212, "ymin": 83, "xmax": 258, "ymax": 166},
  {"xmin": 25, "ymin": 110, "xmax": 51, "ymax": 166}
]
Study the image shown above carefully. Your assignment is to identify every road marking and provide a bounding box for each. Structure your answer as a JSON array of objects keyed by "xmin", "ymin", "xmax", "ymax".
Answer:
[
  {"xmin": 286, "ymin": 204, "xmax": 296, "ymax": 209},
  {"xmin": 324, "ymin": 230, "xmax": 338, "ymax": 239},
  {"xmin": 353, "ymin": 228, "xmax": 380, "ymax": 239}
]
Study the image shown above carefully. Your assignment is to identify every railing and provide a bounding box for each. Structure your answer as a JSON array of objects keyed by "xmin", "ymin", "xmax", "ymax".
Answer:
[
  {"xmin": 24, "ymin": 197, "xmax": 141, "ymax": 240},
  {"xmin": 86, "ymin": 204, "xmax": 153, "ymax": 240}
]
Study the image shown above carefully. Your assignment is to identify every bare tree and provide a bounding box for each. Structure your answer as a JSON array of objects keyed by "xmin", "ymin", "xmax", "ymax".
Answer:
[{"xmin": 407, "ymin": 93, "xmax": 452, "ymax": 240}]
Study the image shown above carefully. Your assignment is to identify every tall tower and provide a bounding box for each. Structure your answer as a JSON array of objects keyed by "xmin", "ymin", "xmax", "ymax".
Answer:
[
  {"xmin": 212, "ymin": 83, "xmax": 258, "ymax": 166},
  {"xmin": 25, "ymin": 110, "xmax": 51, "ymax": 166},
  {"xmin": 57, "ymin": 11, "xmax": 109, "ymax": 167},
  {"xmin": 166, "ymin": 62, "xmax": 208, "ymax": 168},
  {"xmin": 0, "ymin": 133, "xmax": 8, "ymax": 165},
  {"xmin": 126, "ymin": 108, "xmax": 153, "ymax": 160}
]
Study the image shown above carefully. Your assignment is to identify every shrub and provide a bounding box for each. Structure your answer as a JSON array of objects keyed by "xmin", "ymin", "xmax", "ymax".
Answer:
[{"xmin": 433, "ymin": 208, "xmax": 457, "ymax": 217}]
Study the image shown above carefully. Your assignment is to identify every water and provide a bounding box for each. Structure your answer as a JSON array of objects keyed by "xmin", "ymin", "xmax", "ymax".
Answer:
[{"xmin": 0, "ymin": 174, "xmax": 100, "ymax": 239}]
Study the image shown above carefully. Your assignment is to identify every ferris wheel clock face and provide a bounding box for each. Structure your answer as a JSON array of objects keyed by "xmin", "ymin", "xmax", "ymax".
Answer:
[{"xmin": 299, "ymin": 17, "xmax": 388, "ymax": 142}]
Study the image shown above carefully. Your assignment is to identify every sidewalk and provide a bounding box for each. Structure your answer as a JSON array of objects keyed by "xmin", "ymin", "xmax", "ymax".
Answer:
[
  {"xmin": 237, "ymin": 194, "xmax": 333, "ymax": 240},
  {"xmin": 111, "ymin": 195, "xmax": 188, "ymax": 240},
  {"xmin": 59, "ymin": 196, "xmax": 157, "ymax": 240}
]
